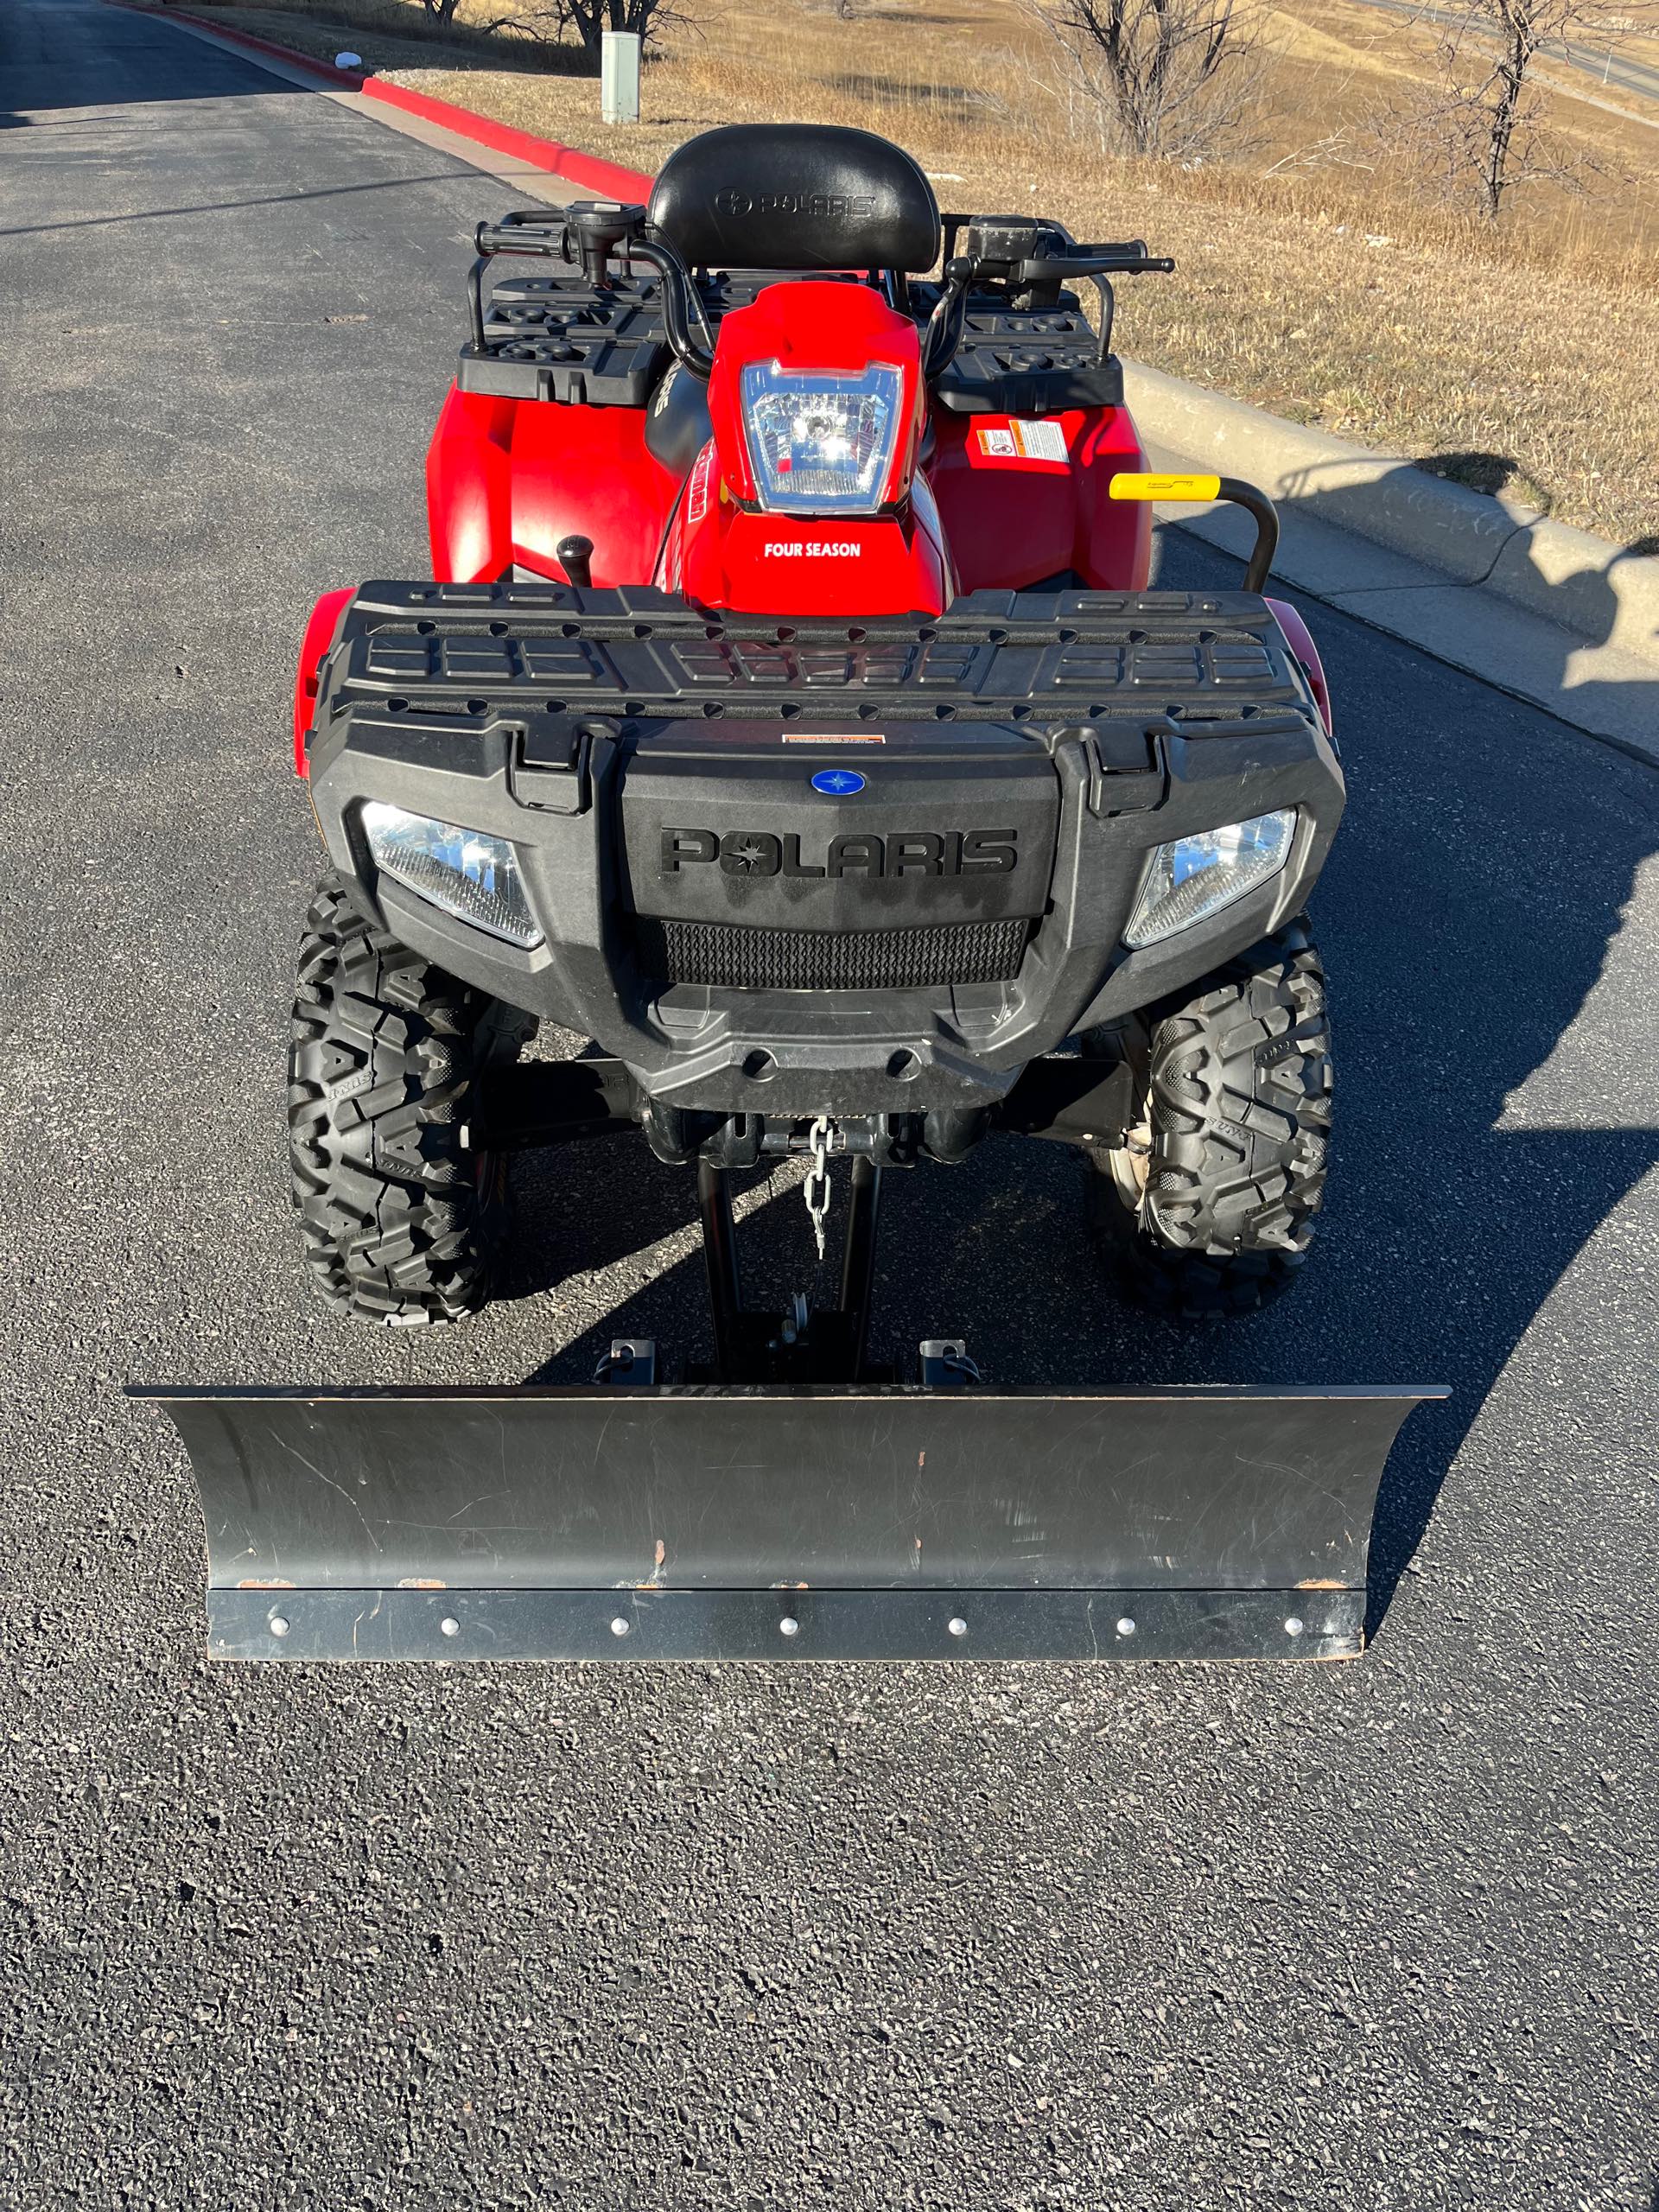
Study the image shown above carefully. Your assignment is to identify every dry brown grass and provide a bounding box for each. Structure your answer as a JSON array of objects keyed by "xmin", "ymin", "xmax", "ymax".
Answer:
[{"xmin": 188, "ymin": 0, "xmax": 1659, "ymax": 542}]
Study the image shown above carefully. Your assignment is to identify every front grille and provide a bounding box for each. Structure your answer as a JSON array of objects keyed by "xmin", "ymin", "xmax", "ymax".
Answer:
[{"xmin": 636, "ymin": 917, "xmax": 1029, "ymax": 992}]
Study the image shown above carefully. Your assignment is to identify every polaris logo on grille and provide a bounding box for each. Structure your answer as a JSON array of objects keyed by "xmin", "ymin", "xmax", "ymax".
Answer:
[{"xmin": 661, "ymin": 829, "xmax": 1018, "ymax": 880}]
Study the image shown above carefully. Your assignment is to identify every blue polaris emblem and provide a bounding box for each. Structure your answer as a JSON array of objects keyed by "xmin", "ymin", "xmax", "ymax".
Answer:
[{"xmin": 810, "ymin": 768, "xmax": 867, "ymax": 797}]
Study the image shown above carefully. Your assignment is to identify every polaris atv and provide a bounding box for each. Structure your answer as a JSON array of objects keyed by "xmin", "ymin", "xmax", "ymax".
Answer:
[{"xmin": 140, "ymin": 126, "xmax": 1440, "ymax": 1665}]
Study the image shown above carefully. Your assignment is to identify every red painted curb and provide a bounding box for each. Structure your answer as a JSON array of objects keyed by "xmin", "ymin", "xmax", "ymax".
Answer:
[
  {"xmin": 367, "ymin": 76, "xmax": 652, "ymax": 200},
  {"xmin": 107, "ymin": 0, "xmax": 655, "ymax": 200}
]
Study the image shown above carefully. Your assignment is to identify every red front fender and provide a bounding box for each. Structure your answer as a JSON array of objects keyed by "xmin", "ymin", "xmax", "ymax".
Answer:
[
  {"xmin": 1266, "ymin": 596, "xmax": 1332, "ymax": 740},
  {"xmin": 294, "ymin": 588, "xmax": 355, "ymax": 775}
]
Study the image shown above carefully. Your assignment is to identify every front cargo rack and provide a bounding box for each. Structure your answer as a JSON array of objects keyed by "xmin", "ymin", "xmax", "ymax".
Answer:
[{"xmin": 309, "ymin": 582, "xmax": 1321, "ymax": 737}]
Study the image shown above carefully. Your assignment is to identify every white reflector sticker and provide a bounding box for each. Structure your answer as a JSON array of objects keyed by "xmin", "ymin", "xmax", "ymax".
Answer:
[{"xmin": 976, "ymin": 418, "xmax": 1070, "ymax": 463}]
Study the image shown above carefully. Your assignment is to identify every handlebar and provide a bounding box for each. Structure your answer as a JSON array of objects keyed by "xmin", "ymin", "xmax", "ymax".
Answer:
[
  {"xmin": 625, "ymin": 239, "xmax": 715, "ymax": 379},
  {"xmin": 468, "ymin": 203, "xmax": 1174, "ymax": 389},
  {"xmin": 923, "ymin": 229, "xmax": 1175, "ymax": 377},
  {"xmin": 468, "ymin": 206, "xmax": 715, "ymax": 381}
]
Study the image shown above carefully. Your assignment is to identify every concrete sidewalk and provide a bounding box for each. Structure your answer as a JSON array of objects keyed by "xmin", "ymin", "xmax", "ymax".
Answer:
[{"xmin": 1128, "ymin": 364, "xmax": 1659, "ymax": 769}]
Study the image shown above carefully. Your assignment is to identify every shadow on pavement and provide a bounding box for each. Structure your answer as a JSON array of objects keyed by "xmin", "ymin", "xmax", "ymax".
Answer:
[
  {"xmin": 0, "ymin": 173, "xmax": 479, "ymax": 238},
  {"xmin": 3, "ymin": 1, "xmax": 290, "ymax": 121},
  {"xmin": 1255, "ymin": 459, "xmax": 1659, "ymax": 1621}
]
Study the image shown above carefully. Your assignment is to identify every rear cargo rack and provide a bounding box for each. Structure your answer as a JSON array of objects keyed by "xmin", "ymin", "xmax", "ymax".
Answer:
[{"xmin": 461, "ymin": 254, "xmax": 1126, "ymax": 416}]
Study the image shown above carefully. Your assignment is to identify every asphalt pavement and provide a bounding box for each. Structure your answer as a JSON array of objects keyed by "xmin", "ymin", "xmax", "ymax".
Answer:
[{"xmin": 2, "ymin": 3, "xmax": 1656, "ymax": 2205}]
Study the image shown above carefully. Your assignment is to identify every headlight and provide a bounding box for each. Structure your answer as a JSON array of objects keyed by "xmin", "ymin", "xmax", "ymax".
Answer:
[
  {"xmin": 740, "ymin": 360, "xmax": 904, "ymax": 513},
  {"xmin": 1123, "ymin": 809, "xmax": 1296, "ymax": 949},
  {"xmin": 361, "ymin": 801, "xmax": 542, "ymax": 949}
]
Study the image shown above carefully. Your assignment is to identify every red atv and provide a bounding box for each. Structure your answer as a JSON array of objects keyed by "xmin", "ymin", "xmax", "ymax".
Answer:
[
  {"xmin": 297, "ymin": 124, "xmax": 1339, "ymax": 1316},
  {"xmin": 143, "ymin": 127, "xmax": 1439, "ymax": 1669}
]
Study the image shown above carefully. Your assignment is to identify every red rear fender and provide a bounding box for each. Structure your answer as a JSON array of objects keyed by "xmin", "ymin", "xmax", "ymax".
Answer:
[
  {"xmin": 925, "ymin": 404, "xmax": 1152, "ymax": 594},
  {"xmin": 427, "ymin": 383, "xmax": 682, "ymax": 586}
]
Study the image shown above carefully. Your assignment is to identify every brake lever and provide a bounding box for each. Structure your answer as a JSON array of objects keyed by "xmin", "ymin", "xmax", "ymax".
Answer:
[{"xmin": 1014, "ymin": 251, "xmax": 1176, "ymax": 281}]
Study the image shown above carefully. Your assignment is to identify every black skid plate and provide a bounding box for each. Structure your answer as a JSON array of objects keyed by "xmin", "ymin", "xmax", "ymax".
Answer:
[{"xmin": 136, "ymin": 1383, "xmax": 1443, "ymax": 1663}]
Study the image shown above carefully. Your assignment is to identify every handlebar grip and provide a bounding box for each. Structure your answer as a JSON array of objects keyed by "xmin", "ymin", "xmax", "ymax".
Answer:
[{"xmin": 474, "ymin": 219, "xmax": 568, "ymax": 258}]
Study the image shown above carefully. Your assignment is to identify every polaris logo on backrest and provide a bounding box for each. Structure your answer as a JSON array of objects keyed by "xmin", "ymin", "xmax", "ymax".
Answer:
[
  {"xmin": 661, "ymin": 829, "xmax": 1018, "ymax": 880},
  {"xmin": 714, "ymin": 190, "xmax": 879, "ymax": 222}
]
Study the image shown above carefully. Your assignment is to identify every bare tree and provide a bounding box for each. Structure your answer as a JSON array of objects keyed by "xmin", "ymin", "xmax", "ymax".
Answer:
[
  {"xmin": 569, "ymin": 0, "xmax": 694, "ymax": 59},
  {"xmin": 1020, "ymin": 0, "xmax": 1264, "ymax": 162},
  {"xmin": 492, "ymin": 0, "xmax": 698, "ymax": 63},
  {"xmin": 1418, "ymin": 0, "xmax": 1656, "ymax": 220}
]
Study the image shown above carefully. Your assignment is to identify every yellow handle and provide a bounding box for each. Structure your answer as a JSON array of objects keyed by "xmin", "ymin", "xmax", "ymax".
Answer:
[{"xmin": 1109, "ymin": 471, "xmax": 1222, "ymax": 503}]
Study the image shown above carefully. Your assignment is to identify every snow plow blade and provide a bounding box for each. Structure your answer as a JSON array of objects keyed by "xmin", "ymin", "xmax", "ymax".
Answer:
[{"xmin": 137, "ymin": 1383, "xmax": 1444, "ymax": 1663}]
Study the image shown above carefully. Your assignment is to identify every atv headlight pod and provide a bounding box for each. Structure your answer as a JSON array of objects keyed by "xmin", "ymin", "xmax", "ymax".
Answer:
[
  {"xmin": 1123, "ymin": 810, "xmax": 1296, "ymax": 950},
  {"xmin": 740, "ymin": 360, "xmax": 905, "ymax": 514},
  {"xmin": 361, "ymin": 802, "xmax": 542, "ymax": 950}
]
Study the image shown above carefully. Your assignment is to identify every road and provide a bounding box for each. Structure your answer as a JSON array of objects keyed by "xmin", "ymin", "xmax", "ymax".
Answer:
[
  {"xmin": 1349, "ymin": 0, "xmax": 1659, "ymax": 118},
  {"xmin": 2, "ymin": 3, "xmax": 1656, "ymax": 2204}
]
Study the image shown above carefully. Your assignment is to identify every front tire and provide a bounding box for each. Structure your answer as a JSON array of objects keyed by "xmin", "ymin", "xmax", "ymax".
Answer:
[
  {"xmin": 288, "ymin": 874, "xmax": 525, "ymax": 1325},
  {"xmin": 1090, "ymin": 918, "xmax": 1332, "ymax": 1319}
]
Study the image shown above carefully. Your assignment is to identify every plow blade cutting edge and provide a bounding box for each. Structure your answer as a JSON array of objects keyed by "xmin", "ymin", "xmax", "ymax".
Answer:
[{"xmin": 137, "ymin": 1384, "xmax": 1444, "ymax": 1662}]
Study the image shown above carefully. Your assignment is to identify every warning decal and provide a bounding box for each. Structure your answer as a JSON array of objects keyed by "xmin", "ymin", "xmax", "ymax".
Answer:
[{"xmin": 976, "ymin": 418, "xmax": 1070, "ymax": 464}]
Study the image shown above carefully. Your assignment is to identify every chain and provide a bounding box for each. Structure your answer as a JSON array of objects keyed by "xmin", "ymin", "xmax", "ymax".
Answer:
[{"xmin": 803, "ymin": 1113, "xmax": 833, "ymax": 1263}]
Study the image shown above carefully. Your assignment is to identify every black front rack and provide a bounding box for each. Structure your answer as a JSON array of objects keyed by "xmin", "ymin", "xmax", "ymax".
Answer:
[{"xmin": 312, "ymin": 579, "xmax": 1319, "ymax": 739}]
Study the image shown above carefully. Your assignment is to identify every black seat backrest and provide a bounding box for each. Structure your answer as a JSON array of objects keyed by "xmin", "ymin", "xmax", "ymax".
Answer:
[{"xmin": 646, "ymin": 123, "xmax": 941, "ymax": 274}]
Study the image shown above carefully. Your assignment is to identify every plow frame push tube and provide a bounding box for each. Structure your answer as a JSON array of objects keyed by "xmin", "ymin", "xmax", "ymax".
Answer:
[{"xmin": 135, "ymin": 1382, "xmax": 1445, "ymax": 1664}]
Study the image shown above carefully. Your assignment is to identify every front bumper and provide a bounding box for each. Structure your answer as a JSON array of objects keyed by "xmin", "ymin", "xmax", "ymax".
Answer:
[{"xmin": 305, "ymin": 582, "xmax": 1344, "ymax": 1117}]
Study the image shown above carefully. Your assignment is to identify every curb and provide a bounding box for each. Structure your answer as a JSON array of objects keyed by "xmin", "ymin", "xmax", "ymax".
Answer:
[
  {"xmin": 110, "ymin": 1, "xmax": 654, "ymax": 200},
  {"xmin": 1122, "ymin": 363, "xmax": 1659, "ymax": 663}
]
